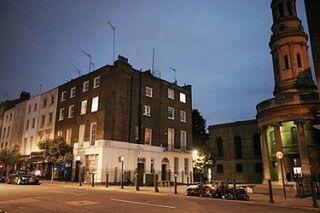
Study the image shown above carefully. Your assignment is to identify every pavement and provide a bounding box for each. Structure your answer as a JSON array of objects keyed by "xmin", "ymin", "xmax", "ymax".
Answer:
[{"xmin": 39, "ymin": 180, "xmax": 319, "ymax": 211}]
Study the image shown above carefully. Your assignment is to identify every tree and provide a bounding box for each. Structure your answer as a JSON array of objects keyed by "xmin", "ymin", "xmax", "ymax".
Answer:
[
  {"xmin": 38, "ymin": 138, "xmax": 73, "ymax": 183},
  {"xmin": 192, "ymin": 109, "xmax": 210, "ymax": 149},
  {"xmin": 0, "ymin": 145, "xmax": 20, "ymax": 179},
  {"xmin": 192, "ymin": 109, "xmax": 215, "ymax": 181}
]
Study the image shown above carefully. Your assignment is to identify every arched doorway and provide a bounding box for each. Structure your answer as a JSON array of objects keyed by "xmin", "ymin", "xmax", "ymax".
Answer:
[{"xmin": 161, "ymin": 158, "xmax": 170, "ymax": 181}]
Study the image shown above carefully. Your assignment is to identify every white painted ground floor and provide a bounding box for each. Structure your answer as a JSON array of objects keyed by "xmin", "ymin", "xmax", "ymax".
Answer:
[{"xmin": 72, "ymin": 140, "xmax": 193, "ymax": 184}]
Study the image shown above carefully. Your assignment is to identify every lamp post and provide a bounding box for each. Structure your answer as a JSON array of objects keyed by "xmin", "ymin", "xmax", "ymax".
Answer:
[{"xmin": 119, "ymin": 155, "xmax": 124, "ymax": 189}]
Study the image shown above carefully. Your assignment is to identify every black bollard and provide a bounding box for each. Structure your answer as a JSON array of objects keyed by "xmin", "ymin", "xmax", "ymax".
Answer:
[
  {"xmin": 311, "ymin": 182, "xmax": 319, "ymax": 208},
  {"xmin": 187, "ymin": 176, "xmax": 189, "ymax": 186},
  {"xmin": 233, "ymin": 179, "xmax": 236, "ymax": 199},
  {"xmin": 91, "ymin": 173, "xmax": 95, "ymax": 187},
  {"xmin": 135, "ymin": 173, "xmax": 140, "ymax": 191},
  {"xmin": 154, "ymin": 173, "xmax": 159, "ymax": 193},
  {"xmin": 105, "ymin": 173, "xmax": 109, "ymax": 188},
  {"xmin": 268, "ymin": 179, "xmax": 275, "ymax": 204},
  {"xmin": 174, "ymin": 176, "xmax": 177, "ymax": 194},
  {"xmin": 79, "ymin": 167, "xmax": 82, "ymax": 187}
]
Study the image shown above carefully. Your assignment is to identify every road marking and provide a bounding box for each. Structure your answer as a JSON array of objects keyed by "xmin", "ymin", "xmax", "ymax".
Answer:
[
  {"xmin": 64, "ymin": 200, "xmax": 99, "ymax": 206},
  {"xmin": 111, "ymin": 198, "xmax": 176, "ymax": 209},
  {"xmin": 0, "ymin": 197, "xmax": 40, "ymax": 205}
]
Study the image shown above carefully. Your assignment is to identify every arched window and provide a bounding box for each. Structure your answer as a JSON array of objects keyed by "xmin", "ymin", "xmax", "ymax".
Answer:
[
  {"xmin": 234, "ymin": 136, "xmax": 242, "ymax": 159},
  {"xmin": 253, "ymin": 134, "xmax": 261, "ymax": 156},
  {"xmin": 216, "ymin": 137, "xmax": 224, "ymax": 158},
  {"xmin": 297, "ymin": 53, "xmax": 302, "ymax": 68},
  {"xmin": 279, "ymin": 2, "xmax": 284, "ymax": 18},
  {"xmin": 291, "ymin": 127, "xmax": 298, "ymax": 144},
  {"xmin": 287, "ymin": 1, "xmax": 293, "ymax": 16},
  {"xmin": 284, "ymin": 55, "xmax": 289, "ymax": 69}
]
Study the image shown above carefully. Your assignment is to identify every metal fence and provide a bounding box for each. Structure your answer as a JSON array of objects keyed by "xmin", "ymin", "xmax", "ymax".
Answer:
[{"xmin": 295, "ymin": 174, "xmax": 320, "ymax": 198}]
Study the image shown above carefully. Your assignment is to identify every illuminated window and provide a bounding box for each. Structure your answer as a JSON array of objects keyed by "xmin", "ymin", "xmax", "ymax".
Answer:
[
  {"xmin": 57, "ymin": 130, "xmax": 63, "ymax": 137},
  {"xmin": 68, "ymin": 105, "xmax": 74, "ymax": 118},
  {"xmin": 83, "ymin": 81, "xmax": 89, "ymax": 92},
  {"xmin": 78, "ymin": 125, "xmax": 85, "ymax": 146},
  {"xmin": 66, "ymin": 128, "xmax": 72, "ymax": 145},
  {"xmin": 144, "ymin": 128, "xmax": 152, "ymax": 145},
  {"xmin": 180, "ymin": 110, "xmax": 186, "ymax": 122},
  {"xmin": 91, "ymin": 96, "xmax": 99, "ymax": 112},
  {"xmin": 93, "ymin": 76, "xmax": 100, "ymax": 89},
  {"xmin": 80, "ymin": 100, "xmax": 87, "ymax": 115},
  {"xmin": 168, "ymin": 88, "xmax": 174, "ymax": 99},
  {"xmin": 168, "ymin": 107, "xmax": 174, "ymax": 120},
  {"xmin": 174, "ymin": 157, "xmax": 179, "ymax": 174},
  {"xmin": 180, "ymin": 130, "xmax": 187, "ymax": 150},
  {"xmin": 167, "ymin": 128, "xmax": 174, "ymax": 150},
  {"xmin": 146, "ymin": 86, "xmax": 153, "ymax": 98},
  {"xmin": 90, "ymin": 123, "xmax": 97, "ymax": 146},
  {"xmin": 180, "ymin": 93, "xmax": 186, "ymax": 103},
  {"xmin": 61, "ymin": 91, "xmax": 67, "ymax": 102},
  {"xmin": 143, "ymin": 105, "xmax": 151, "ymax": 116},
  {"xmin": 58, "ymin": 108, "xmax": 65, "ymax": 121},
  {"xmin": 70, "ymin": 87, "xmax": 76, "ymax": 98}
]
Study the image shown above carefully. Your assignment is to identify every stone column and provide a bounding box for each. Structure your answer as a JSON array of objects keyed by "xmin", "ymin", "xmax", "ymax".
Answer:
[
  {"xmin": 295, "ymin": 121, "xmax": 311, "ymax": 175},
  {"xmin": 273, "ymin": 124, "xmax": 286, "ymax": 183},
  {"xmin": 260, "ymin": 126, "xmax": 271, "ymax": 184}
]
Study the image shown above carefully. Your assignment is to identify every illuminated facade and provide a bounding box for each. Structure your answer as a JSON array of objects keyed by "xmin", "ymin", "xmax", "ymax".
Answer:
[{"xmin": 256, "ymin": 0, "xmax": 320, "ymax": 184}]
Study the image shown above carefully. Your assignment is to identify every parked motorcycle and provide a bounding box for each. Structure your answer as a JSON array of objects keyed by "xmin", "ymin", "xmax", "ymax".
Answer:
[{"xmin": 185, "ymin": 183, "xmax": 213, "ymax": 197}]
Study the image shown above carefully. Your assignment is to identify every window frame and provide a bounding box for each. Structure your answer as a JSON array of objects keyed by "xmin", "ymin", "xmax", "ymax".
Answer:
[
  {"xmin": 180, "ymin": 110, "xmax": 186, "ymax": 122},
  {"xmin": 179, "ymin": 92, "xmax": 186, "ymax": 103},
  {"xmin": 168, "ymin": 88, "xmax": 174, "ymax": 100},
  {"xmin": 70, "ymin": 87, "xmax": 76, "ymax": 98},
  {"xmin": 91, "ymin": 96, "xmax": 99, "ymax": 112},
  {"xmin": 145, "ymin": 86, "xmax": 153, "ymax": 98},
  {"xmin": 93, "ymin": 76, "xmax": 100, "ymax": 89},
  {"xmin": 80, "ymin": 100, "xmax": 87, "ymax": 115},
  {"xmin": 143, "ymin": 105, "xmax": 151, "ymax": 116},
  {"xmin": 168, "ymin": 107, "xmax": 175, "ymax": 120},
  {"xmin": 83, "ymin": 81, "xmax": 89, "ymax": 92}
]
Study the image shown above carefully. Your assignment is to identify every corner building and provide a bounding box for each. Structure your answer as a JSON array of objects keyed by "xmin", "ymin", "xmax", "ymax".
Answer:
[
  {"xmin": 55, "ymin": 56, "xmax": 193, "ymax": 184},
  {"xmin": 256, "ymin": 0, "xmax": 320, "ymax": 184}
]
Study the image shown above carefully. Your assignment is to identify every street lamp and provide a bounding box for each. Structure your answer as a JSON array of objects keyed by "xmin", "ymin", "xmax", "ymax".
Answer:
[
  {"xmin": 192, "ymin": 149, "xmax": 199, "ymax": 160},
  {"xmin": 119, "ymin": 155, "xmax": 125, "ymax": 189}
]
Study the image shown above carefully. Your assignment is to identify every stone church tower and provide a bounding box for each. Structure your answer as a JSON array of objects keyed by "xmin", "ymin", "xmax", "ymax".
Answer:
[{"xmin": 256, "ymin": 0, "xmax": 320, "ymax": 184}]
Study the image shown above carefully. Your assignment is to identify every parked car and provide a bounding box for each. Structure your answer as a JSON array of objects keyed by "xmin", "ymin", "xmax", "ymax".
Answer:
[{"xmin": 7, "ymin": 170, "xmax": 40, "ymax": 185}]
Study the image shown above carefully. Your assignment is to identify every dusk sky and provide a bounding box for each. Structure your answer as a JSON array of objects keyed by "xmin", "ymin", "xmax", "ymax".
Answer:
[{"xmin": 0, "ymin": 0, "xmax": 312, "ymax": 126}]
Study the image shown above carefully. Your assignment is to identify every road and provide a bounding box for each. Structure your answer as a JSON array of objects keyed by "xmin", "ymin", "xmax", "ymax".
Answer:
[{"xmin": 0, "ymin": 183, "xmax": 317, "ymax": 213}]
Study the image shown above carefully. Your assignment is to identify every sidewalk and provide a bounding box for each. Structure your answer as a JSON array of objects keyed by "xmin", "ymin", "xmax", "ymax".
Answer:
[{"xmin": 40, "ymin": 180, "xmax": 319, "ymax": 211}]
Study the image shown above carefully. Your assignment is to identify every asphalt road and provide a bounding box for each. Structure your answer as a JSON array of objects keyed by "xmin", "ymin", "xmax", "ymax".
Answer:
[{"xmin": 0, "ymin": 183, "xmax": 317, "ymax": 213}]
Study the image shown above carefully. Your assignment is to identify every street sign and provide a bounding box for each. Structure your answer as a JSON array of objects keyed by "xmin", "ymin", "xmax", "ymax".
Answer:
[{"xmin": 276, "ymin": 151, "xmax": 283, "ymax": 159}]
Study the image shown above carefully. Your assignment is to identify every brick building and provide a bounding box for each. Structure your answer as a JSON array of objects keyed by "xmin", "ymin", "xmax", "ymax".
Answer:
[{"xmin": 55, "ymin": 55, "xmax": 193, "ymax": 183}]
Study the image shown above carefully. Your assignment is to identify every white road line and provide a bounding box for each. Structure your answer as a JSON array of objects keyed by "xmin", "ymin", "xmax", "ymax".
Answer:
[{"xmin": 111, "ymin": 198, "xmax": 176, "ymax": 209}]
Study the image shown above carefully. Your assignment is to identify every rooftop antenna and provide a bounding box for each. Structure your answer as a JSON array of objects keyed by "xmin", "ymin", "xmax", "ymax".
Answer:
[
  {"xmin": 107, "ymin": 20, "xmax": 116, "ymax": 63},
  {"xmin": 75, "ymin": 67, "xmax": 83, "ymax": 77},
  {"xmin": 81, "ymin": 50, "xmax": 94, "ymax": 72},
  {"xmin": 39, "ymin": 83, "xmax": 43, "ymax": 95},
  {"xmin": 169, "ymin": 67, "xmax": 177, "ymax": 84},
  {"xmin": 152, "ymin": 48, "xmax": 155, "ymax": 74}
]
